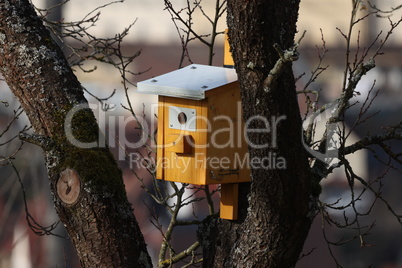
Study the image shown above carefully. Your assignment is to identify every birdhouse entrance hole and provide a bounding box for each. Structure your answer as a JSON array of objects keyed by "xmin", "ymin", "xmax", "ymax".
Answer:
[
  {"xmin": 168, "ymin": 106, "xmax": 196, "ymax": 131},
  {"xmin": 178, "ymin": 112, "xmax": 187, "ymax": 124}
]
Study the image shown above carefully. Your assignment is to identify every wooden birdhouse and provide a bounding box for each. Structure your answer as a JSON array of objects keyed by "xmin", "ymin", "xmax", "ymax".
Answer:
[
  {"xmin": 137, "ymin": 64, "xmax": 249, "ymax": 220},
  {"xmin": 136, "ymin": 33, "xmax": 248, "ymax": 220}
]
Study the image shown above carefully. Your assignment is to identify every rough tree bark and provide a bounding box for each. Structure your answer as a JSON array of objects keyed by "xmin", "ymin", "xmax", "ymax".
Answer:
[
  {"xmin": 199, "ymin": 1, "xmax": 314, "ymax": 267},
  {"xmin": 1, "ymin": 0, "xmax": 315, "ymax": 267},
  {"xmin": 0, "ymin": 1, "xmax": 152, "ymax": 267}
]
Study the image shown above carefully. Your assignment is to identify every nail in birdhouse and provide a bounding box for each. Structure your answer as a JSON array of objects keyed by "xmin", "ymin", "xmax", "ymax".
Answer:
[{"xmin": 137, "ymin": 64, "xmax": 249, "ymax": 220}]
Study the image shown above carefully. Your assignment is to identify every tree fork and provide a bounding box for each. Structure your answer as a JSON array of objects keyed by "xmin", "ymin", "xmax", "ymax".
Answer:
[
  {"xmin": 199, "ymin": 1, "xmax": 314, "ymax": 267},
  {"xmin": 0, "ymin": 0, "xmax": 152, "ymax": 267}
]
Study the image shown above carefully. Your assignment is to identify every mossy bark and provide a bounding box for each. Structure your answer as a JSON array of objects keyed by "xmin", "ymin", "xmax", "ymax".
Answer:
[
  {"xmin": 0, "ymin": 1, "xmax": 152, "ymax": 267},
  {"xmin": 199, "ymin": 1, "xmax": 314, "ymax": 267}
]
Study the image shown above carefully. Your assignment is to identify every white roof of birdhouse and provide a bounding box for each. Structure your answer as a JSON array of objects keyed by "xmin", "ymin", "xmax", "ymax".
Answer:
[{"xmin": 136, "ymin": 64, "xmax": 238, "ymax": 100}]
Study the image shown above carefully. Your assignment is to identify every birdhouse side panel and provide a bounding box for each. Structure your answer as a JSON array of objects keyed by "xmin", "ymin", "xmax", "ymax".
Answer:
[
  {"xmin": 156, "ymin": 97, "xmax": 165, "ymax": 181},
  {"xmin": 205, "ymin": 85, "xmax": 251, "ymax": 184}
]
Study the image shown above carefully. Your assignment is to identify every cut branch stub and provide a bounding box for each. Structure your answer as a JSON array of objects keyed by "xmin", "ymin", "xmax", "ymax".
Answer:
[{"xmin": 57, "ymin": 168, "xmax": 81, "ymax": 205}]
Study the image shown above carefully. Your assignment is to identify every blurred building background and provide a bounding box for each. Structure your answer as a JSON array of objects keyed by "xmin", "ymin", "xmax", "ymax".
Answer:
[{"xmin": 0, "ymin": 0, "xmax": 401, "ymax": 267}]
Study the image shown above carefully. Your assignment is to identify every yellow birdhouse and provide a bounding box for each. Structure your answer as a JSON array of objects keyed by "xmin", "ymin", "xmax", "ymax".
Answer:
[
  {"xmin": 136, "ymin": 33, "xmax": 248, "ymax": 219},
  {"xmin": 138, "ymin": 64, "xmax": 249, "ymax": 178},
  {"xmin": 137, "ymin": 64, "xmax": 250, "ymax": 219}
]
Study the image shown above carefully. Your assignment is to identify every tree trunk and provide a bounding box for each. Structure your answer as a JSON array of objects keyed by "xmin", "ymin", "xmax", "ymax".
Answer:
[
  {"xmin": 0, "ymin": 1, "xmax": 152, "ymax": 267},
  {"xmin": 199, "ymin": 1, "xmax": 314, "ymax": 267}
]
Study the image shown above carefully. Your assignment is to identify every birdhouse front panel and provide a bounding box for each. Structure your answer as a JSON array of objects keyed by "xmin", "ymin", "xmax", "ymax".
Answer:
[
  {"xmin": 157, "ymin": 96, "xmax": 208, "ymax": 185},
  {"xmin": 138, "ymin": 64, "xmax": 250, "ymax": 186}
]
